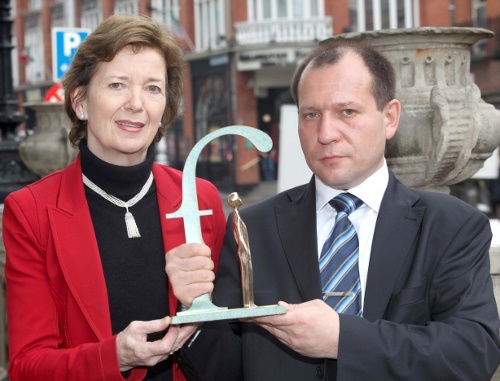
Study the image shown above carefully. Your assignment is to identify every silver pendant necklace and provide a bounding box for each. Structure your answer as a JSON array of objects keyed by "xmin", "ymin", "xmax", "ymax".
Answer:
[{"xmin": 82, "ymin": 172, "xmax": 154, "ymax": 238}]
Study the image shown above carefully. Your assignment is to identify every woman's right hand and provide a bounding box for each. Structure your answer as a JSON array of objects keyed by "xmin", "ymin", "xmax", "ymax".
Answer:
[{"xmin": 165, "ymin": 243, "xmax": 215, "ymax": 307}]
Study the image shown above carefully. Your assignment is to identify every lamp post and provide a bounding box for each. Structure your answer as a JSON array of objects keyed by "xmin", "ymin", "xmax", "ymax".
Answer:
[{"xmin": 0, "ymin": 0, "xmax": 38, "ymax": 203}]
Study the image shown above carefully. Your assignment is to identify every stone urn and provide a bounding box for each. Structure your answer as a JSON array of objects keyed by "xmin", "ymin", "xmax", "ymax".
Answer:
[
  {"xmin": 18, "ymin": 102, "xmax": 78, "ymax": 177},
  {"xmin": 329, "ymin": 27, "xmax": 500, "ymax": 193}
]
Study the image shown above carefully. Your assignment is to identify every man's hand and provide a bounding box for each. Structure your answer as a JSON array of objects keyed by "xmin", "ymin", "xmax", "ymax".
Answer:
[
  {"xmin": 165, "ymin": 243, "xmax": 215, "ymax": 307},
  {"xmin": 248, "ymin": 300, "xmax": 340, "ymax": 359}
]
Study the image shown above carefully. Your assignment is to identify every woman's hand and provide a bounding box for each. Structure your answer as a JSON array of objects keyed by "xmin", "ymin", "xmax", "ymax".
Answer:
[
  {"xmin": 165, "ymin": 243, "xmax": 215, "ymax": 307},
  {"xmin": 116, "ymin": 317, "xmax": 198, "ymax": 371}
]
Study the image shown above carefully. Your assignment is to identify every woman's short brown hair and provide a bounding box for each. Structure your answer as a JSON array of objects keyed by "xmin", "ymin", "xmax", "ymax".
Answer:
[{"xmin": 63, "ymin": 13, "xmax": 185, "ymax": 147}]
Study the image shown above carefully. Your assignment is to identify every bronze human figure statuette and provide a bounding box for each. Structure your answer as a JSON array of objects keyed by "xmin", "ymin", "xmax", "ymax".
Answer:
[{"xmin": 227, "ymin": 192, "xmax": 256, "ymax": 308}]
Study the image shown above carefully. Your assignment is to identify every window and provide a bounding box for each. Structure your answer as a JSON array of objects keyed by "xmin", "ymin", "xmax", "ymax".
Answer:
[
  {"xmin": 115, "ymin": 0, "xmax": 138, "ymax": 15},
  {"xmin": 311, "ymin": 0, "xmax": 319, "ymax": 17},
  {"xmin": 51, "ymin": 2, "xmax": 66, "ymax": 27},
  {"xmin": 472, "ymin": 0, "xmax": 487, "ymax": 57},
  {"xmin": 194, "ymin": 0, "xmax": 226, "ymax": 52},
  {"xmin": 237, "ymin": 0, "xmax": 329, "ymax": 44},
  {"xmin": 292, "ymin": 0, "xmax": 303, "ymax": 19},
  {"xmin": 27, "ymin": 0, "xmax": 41, "ymax": 11},
  {"xmin": 24, "ymin": 12, "xmax": 44, "ymax": 83},
  {"xmin": 150, "ymin": 0, "xmax": 179, "ymax": 25},
  {"xmin": 263, "ymin": 1, "xmax": 271, "ymax": 19},
  {"xmin": 81, "ymin": 0, "xmax": 103, "ymax": 31},
  {"xmin": 349, "ymin": 0, "xmax": 419, "ymax": 32},
  {"xmin": 249, "ymin": 0, "xmax": 323, "ymax": 20},
  {"xmin": 277, "ymin": 0, "xmax": 287, "ymax": 18},
  {"xmin": 473, "ymin": 0, "xmax": 487, "ymax": 28}
]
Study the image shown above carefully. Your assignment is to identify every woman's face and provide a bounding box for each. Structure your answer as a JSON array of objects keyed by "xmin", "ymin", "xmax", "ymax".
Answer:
[{"xmin": 74, "ymin": 46, "xmax": 167, "ymax": 166}]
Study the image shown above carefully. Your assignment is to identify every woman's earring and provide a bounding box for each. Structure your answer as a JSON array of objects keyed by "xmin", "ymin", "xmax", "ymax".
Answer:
[{"xmin": 80, "ymin": 112, "xmax": 85, "ymax": 120}]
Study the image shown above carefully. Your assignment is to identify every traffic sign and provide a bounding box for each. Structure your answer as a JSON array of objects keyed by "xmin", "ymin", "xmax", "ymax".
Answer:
[
  {"xmin": 52, "ymin": 27, "xmax": 90, "ymax": 82},
  {"xmin": 44, "ymin": 82, "xmax": 64, "ymax": 102}
]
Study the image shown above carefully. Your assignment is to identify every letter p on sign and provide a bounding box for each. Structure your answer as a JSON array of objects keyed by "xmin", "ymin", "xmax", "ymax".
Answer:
[{"xmin": 52, "ymin": 27, "xmax": 90, "ymax": 83}]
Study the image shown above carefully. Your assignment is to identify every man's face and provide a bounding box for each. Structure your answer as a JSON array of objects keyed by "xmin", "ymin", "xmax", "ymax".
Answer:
[{"xmin": 297, "ymin": 52, "xmax": 400, "ymax": 190}]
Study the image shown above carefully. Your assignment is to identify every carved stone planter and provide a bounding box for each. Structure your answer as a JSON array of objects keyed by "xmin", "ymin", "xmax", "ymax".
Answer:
[
  {"xmin": 18, "ymin": 102, "xmax": 78, "ymax": 177},
  {"xmin": 330, "ymin": 27, "xmax": 500, "ymax": 193}
]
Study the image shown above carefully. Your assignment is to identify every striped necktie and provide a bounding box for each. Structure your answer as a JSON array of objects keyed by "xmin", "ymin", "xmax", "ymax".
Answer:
[{"xmin": 319, "ymin": 193, "xmax": 363, "ymax": 316}]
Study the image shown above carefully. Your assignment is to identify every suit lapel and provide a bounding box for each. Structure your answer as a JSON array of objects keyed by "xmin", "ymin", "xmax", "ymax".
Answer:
[
  {"xmin": 363, "ymin": 172, "xmax": 426, "ymax": 320},
  {"xmin": 276, "ymin": 178, "xmax": 323, "ymax": 301},
  {"xmin": 48, "ymin": 157, "xmax": 112, "ymax": 339}
]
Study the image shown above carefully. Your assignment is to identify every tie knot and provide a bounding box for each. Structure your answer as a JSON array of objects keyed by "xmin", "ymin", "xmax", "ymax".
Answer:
[{"xmin": 329, "ymin": 193, "xmax": 363, "ymax": 215}]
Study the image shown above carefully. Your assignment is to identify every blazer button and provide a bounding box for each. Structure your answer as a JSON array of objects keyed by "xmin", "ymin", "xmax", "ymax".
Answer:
[{"xmin": 316, "ymin": 365, "xmax": 324, "ymax": 378}]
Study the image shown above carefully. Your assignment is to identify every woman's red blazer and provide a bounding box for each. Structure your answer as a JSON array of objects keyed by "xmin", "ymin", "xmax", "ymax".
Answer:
[{"xmin": 3, "ymin": 155, "xmax": 226, "ymax": 381}]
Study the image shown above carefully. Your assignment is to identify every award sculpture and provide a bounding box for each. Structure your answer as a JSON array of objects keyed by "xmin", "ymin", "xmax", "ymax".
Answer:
[{"xmin": 168, "ymin": 126, "xmax": 286, "ymax": 324}]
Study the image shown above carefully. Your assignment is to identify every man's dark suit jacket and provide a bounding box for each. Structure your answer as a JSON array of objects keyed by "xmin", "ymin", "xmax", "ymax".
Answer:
[{"xmin": 182, "ymin": 171, "xmax": 500, "ymax": 380}]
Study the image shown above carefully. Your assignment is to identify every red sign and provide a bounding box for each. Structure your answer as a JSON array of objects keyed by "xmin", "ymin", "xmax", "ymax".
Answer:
[{"xmin": 44, "ymin": 82, "xmax": 64, "ymax": 102}]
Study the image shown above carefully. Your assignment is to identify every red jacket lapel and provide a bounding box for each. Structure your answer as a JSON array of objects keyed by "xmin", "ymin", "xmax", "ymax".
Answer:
[{"xmin": 48, "ymin": 156, "xmax": 112, "ymax": 339}]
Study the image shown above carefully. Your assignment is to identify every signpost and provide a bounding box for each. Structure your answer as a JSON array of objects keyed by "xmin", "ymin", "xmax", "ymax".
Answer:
[{"xmin": 51, "ymin": 27, "xmax": 90, "ymax": 83}]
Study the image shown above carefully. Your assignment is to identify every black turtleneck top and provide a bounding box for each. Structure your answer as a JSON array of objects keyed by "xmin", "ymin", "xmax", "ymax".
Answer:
[{"xmin": 80, "ymin": 141, "xmax": 172, "ymax": 380}]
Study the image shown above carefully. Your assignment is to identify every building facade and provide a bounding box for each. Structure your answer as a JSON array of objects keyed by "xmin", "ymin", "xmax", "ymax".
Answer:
[{"xmin": 9, "ymin": 0, "xmax": 500, "ymax": 191}]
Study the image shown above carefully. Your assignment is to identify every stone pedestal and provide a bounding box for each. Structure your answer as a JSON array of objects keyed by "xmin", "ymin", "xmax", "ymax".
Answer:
[
  {"xmin": 329, "ymin": 27, "xmax": 500, "ymax": 193},
  {"xmin": 18, "ymin": 102, "xmax": 78, "ymax": 177}
]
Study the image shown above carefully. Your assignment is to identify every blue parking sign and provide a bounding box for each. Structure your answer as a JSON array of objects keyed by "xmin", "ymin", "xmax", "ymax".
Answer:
[{"xmin": 52, "ymin": 28, "xmax": 90, "ymax": 82}]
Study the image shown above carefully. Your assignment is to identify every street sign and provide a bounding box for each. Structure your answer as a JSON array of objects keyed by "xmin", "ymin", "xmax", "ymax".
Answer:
[
  {"xmin": 52, "ymin": 27, "xmax": 90, "ymax": 83},
  {"xmin": 44, "ymin": 82, "xmax": 64, "ymax": 102}
]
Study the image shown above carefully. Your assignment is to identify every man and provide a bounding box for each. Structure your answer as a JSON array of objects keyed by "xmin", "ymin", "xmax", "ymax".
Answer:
[{"xmin": 167, "ymin": 41, "xmax": 500, "ymax": 380}]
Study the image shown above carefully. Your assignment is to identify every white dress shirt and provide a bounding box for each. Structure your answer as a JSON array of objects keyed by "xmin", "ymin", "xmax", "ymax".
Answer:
[{"xmin": 315, "ymin": 161, "xmax": 389, "ymax": 308}]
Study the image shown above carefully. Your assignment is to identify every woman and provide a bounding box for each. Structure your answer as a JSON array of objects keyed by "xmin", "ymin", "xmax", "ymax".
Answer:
[{"xmin": 2, "ymin": 14, "xmax": 225, "ymax": 381}]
